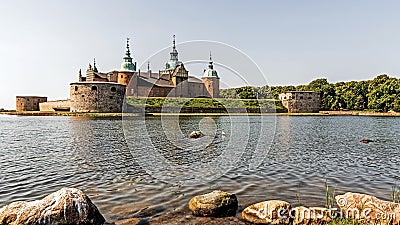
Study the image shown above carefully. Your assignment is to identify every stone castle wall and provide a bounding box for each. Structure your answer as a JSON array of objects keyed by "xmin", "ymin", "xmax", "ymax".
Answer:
[
  {"xmin": 279, "ymin": 91, "xmax": 321, "ymax": 113},
  {"xmin": 16, "ymin": 96, "xmax": 47, "ymax": 112},
  {"xmin": 39, "ymin": 100, "xmax": 71, "ymax": 112},
  {"xmin": 70, "ymin": 82, "xmax": 126, "ymax": 113}
]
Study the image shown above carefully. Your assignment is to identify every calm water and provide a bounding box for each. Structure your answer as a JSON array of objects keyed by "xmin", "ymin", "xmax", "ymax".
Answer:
[{"xmin": 0, "ymin": 115, "xmax": 399, "ymax": 222}]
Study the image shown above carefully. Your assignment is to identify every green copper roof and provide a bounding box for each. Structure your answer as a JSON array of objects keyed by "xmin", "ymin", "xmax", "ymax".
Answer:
[
  {"xmin": 203, "ymin": 52, "xmax": 218, "ymax": 78},
  {"xmin": 120, "ymin": 38, "xmax": 136, "ymax": 72}
]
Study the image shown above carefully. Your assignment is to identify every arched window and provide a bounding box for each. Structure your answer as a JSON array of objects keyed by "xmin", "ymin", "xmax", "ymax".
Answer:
[
  {"xmin": 92, "ymin": 86, "xmax": 97, "ymax": 91},
  {"xmin": 111, "ymin": 87, "xmax": 116, "ymax": 92},
  {"xmin": 75, "ymin": 86, "xmax": 78, "ymax": 91}
]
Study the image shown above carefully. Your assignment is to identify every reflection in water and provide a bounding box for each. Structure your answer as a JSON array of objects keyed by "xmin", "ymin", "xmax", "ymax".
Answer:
[{"xmin": 0, "ymin": 116, "xmax": 399, "ymax": 222}]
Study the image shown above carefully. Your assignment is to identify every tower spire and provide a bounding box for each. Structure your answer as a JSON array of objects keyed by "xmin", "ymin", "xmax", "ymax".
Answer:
[
  {"xmin": 170, "ymin": 34, "xmax": 178, "ymax": 61},
  {"xmin": 120, "ymin": 37, "xmax": 136, "ymax": 71},
  {"xmin": 208, "ymin": 51, "xmax": 213, "ymax": 69},
  {"xmin": 87, "ymin": 63, "xmax": 92, "ymax": 71},
  {"xmin": 125, "ymin": 38, "xmax": 131, "ymax": 58},
  {"xmin": 173, "ymin": 34, "xmax": 176, "ymax": 49},
  {"xmin": 93, "ymin": 58, "xmax": 98, "ymax": 72}
]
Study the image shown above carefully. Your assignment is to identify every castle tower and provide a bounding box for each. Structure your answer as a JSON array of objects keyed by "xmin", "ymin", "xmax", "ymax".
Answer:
[
  {"xmin": 120, "ymin": 38, "xmax": 136, "ymax": 72},
  {"xmin": 202, "ymin": 52, "xmax": 220, "ymax": 98},
  {"xmin": 86, "ymin": 63, "xmax": 95, "ymax": 82},
  {"xmin": 118, "ymin": 38, "xmax": 136, "ymax": 86}
]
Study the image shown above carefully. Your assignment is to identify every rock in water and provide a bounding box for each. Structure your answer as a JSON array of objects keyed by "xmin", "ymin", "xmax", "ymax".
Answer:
[
  {"xmin": 335, "ymin": 192, "xmax": 400, "ymax": 225},
  {"xmin": 189, "ymin": 131, "xmax": 203, "ymax": 139},
  {"xmin": 360, "ymin": 139, "xmax": 373, "ymax": 143},
  {"xmin": 241, "ymin": 200, "xmax": 291, "ymax": 224},
  {"xmin": 188, "ymin": 190, "xmax": 238, "ymax": 217},
  {"xmin": 0, "ymin": 187, "xmax": 105, "ymax": 225}
]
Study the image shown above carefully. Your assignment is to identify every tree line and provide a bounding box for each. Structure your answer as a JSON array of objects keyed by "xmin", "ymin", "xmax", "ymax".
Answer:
[{"xmin": 220, "ymin": 74, "xmax": 400, "ymax": 112}]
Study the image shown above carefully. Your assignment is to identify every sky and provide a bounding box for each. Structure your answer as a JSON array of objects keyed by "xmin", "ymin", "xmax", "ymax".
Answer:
[{"xmin": 1, "ymin": 0, "xmax": 400, "ymax": 109}]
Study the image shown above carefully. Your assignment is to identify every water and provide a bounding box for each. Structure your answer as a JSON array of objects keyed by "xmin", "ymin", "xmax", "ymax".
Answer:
[{"xmin": 0, "ymin": 115, "xmax": 399, "ymax": 222}]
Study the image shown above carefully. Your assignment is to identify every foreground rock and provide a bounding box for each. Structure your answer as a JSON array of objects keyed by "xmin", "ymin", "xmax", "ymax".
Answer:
[
  {"xmin": 336, "ymin": 192, "xmax": 400, "ymax": 224},
  {"xmin": 0, "ymin": 187, "xmax": 105, "ymax": 225},
  {"xmin": 241, "ymin": 200, "xmax": 291, "ymax": 224},
  {"xmin": 188, "ymin": 190, "xmax": 238, "ymax": 217},
  {"xmin": 189, "ymin": 131, "xmax": 203, "ymax": 138}
]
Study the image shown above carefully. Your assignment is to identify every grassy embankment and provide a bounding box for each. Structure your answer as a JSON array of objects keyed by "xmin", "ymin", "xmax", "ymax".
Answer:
[{"xmin": 126, "ymin": 97, "xmax": 284, "ymax": 110}]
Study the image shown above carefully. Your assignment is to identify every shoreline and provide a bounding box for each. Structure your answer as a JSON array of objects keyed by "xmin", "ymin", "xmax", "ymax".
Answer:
[{"xmin": 1, "ymin": 110, "xmax": 400, "ymax": 117}]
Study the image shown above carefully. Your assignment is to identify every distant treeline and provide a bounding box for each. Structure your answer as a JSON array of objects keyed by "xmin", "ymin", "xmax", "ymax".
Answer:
[{"xmin": 220, "ymin": 74, "xmax": 400, "ymax": 112}]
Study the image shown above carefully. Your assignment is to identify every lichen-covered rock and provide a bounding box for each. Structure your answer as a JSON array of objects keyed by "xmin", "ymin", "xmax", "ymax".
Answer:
[
  {"xmin": 308, "ymin": 207, "xmax": 332, "ymax": 225},
  {"xmin": 0, "ymin": 187, "xmax": 105, "ymax": 225},
  {"xmin": 291, "ymin": 206, "xmax": 311, "ymax": 225},
  {"xmin": 188, "ymin": 190, "xmax": 238, "ymax": 217},
  {"xmin": 189, "ymin": 131, "xmax": 203, "ymax": 139},
  {"xmin": 335, "ymin": 192, "xmax": 400, "ymax": 225},
  {"xmin": 292, "ymin": 206, "xmax": 333, "ymax": 225},
  {"xmin": 241, "ymin": 200, "xmax": 291, "ymax": 224}
]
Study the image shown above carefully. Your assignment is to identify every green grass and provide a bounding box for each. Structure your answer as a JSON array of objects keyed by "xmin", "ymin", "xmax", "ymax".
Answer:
[{"xmin": 126, "ymin": 97, "xmax": 284, "ymax": 110}]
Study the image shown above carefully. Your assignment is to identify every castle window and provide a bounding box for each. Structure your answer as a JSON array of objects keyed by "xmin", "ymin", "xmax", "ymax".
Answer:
[
  {"xmin": 300, "ymin": 96, "xmax": 303, "ymax": 99},
  {"xmin": 91, "ymin": 86, "xmax": 97, "ymax": 91},
  {"xmin": 82, "ymin": 95, "xmax": 85, "ymax": 98},
  {"xmin": 308, "ymin": 97, "xmax": 312, "ymax": 99},
  {"xmin": 110, "ymin": 96, "xmax": 113, "ymax": 99},
  {"xmin": 75, "ymin": 86, "xmax": 78, "ymax": 91},
  {"xmin": 111, "ymin": 87, "xmax": 116, "ymax": 92}
]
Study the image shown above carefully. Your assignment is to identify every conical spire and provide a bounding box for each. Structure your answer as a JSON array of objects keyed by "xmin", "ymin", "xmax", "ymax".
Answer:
[
  {"xmin": 93, "ymin": 58, "xmax": 98, "ymax": 72},
  {"xmin": 87, "ymin": 63, "xmax": 92, "ymax": 71},
  {"xmin": 125, "ymin": 38, "xmax": 131, "ymax": 58},
  {"xmin": 170, "ymin": 34, "xmax": 178, "ymax": 61},
  {"xmin": 120, "ymin": 37, "xmax": 136, "ymax": 71},
  {"xmin": 208, "ymin": 51, "xmax": 214, "ymax": 69},
  {"xmin": 173, "ymin": 35, "xmax": 176, "ymax": 50},
  {"xmin": 203, "ymin": 51, "xmax": 218, "ymax": 78}
]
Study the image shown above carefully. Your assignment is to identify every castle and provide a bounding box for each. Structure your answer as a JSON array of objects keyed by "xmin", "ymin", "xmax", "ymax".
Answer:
[
  {"xmin": 279, "ymin": 91, "xmax": 321, "ymax": 113},
  {"xmin": 31, "ymin": 36, "xmax": 220, "ymax": 113},
  {"xmin": 78, "ymin": 36, "xmax": 219, "ymax": 99}
]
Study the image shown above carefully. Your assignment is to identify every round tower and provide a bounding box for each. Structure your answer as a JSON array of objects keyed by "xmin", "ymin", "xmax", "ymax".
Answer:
[
  {"xmin": 202, "ymin": 52, "xmax": 220, "ymax": 98},
  {"xmin": 118, "ymin": 38, "xmax": 136, "ymax": 86}
]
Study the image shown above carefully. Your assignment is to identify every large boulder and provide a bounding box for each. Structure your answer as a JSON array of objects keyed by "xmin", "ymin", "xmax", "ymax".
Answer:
[
  {"xmin": 0, "ymin": 187, "xmax": 105, "ymax": 225},
  {"xmin": 292, "ymin": 206, "xmax": 332, "ymax": 225},
  {"xmin": 335, "ymin": 192, "xmax": 400, "ymax": 225},
  {"xmin": 241, "ymin": 200, "xmax": 291, "ymax": 224},
  {"xmin": 188, "ymin": 190, "xmax": 238, "ymax": 217},
  {"xmin": 291, "ymin": 206, "xmax": 311, "ymax": 225}
]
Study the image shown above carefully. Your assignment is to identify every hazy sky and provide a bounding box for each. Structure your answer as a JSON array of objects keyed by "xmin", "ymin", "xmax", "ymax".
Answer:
[{"xmin": 1, "ymin": 0, "xmax": 399, "ymax": 109}]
